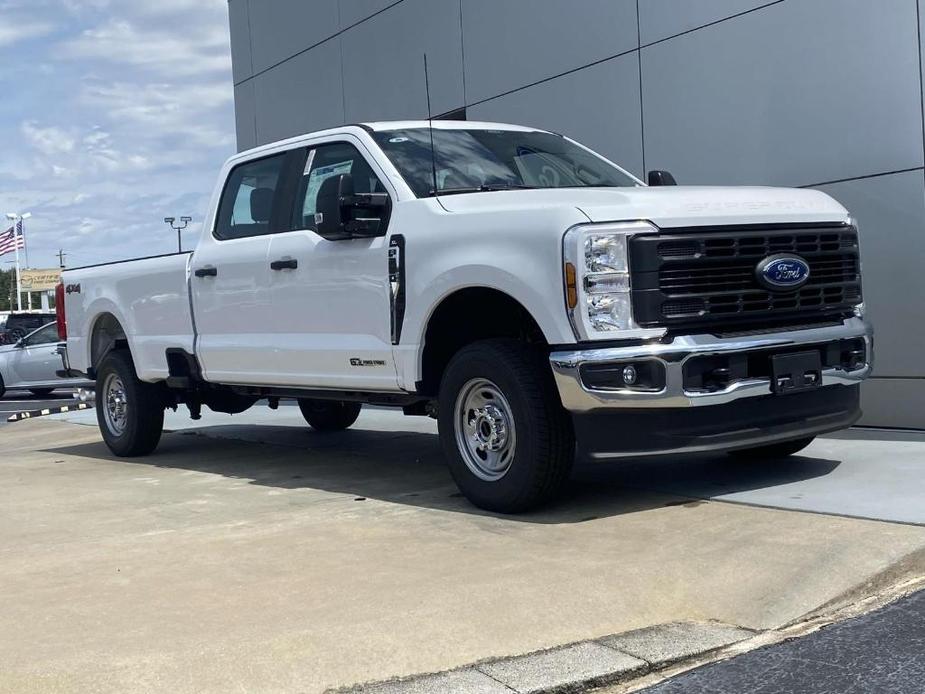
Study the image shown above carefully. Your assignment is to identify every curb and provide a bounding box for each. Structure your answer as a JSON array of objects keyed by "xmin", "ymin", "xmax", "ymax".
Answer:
[{"xmin": 333, "ymin": 622, "xmax": 755, "ymax": 694}]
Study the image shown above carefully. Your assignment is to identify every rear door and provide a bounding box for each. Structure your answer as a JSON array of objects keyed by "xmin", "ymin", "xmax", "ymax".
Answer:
[
  {"xmin": 264, "ymin": 138, "xmax": 399, "ymax": 390},
  {"xmin": 190, "ymin": 152, "xmax": 290, "ymax": 385}
]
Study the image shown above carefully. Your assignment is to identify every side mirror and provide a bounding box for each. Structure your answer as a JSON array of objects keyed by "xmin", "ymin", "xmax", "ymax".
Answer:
[
  {"xmin": 315, "ymin": 173, "xmax": 389, "ymax": 240},
  {"xmin": 647, "ymin": 170, "xmax": 677, "ymax": 186}
]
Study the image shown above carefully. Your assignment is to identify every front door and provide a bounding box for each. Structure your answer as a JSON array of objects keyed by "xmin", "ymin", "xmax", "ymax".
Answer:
[
  {"xmin": 8, "ymin": 323, "xmax": 61, "ymax": 386},
  {"xmin": 265, "ymin": 139, "xmax": 399, "ymax": 390},
  {"xmin": 190, "ymin": 152, "xmax": 286, "ymax": 385}
]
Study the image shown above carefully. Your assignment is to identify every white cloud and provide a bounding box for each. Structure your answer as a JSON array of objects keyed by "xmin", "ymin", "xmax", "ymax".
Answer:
[
  {"xmin": 61, "ymin": 17, "xmax": 230, "ymax": 77},
  {"xmin": 21, "ymin": 122, "xmax": 77, "ymax": 155},
  {"xmin": 0, "ymin": 19, "xmax": 54, "ymax": 46},
  {"xmin": 81, "ymin": 80, "xmax": 234, "ymax": 148}
]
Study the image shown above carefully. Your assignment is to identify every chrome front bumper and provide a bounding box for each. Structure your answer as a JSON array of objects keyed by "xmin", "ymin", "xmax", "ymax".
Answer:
[{"xmin": 549, "ymin": 317, "xmax": 872, "ymax": 412}]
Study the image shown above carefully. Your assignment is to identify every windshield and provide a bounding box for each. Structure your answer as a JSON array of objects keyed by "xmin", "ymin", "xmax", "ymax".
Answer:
[{"xmin": 372, "ymin": 127, "xmax": 639, "ymax": 197}]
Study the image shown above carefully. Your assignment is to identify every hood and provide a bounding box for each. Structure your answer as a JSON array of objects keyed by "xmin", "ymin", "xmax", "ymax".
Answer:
[{"xmin": 436, "ymin": 185, "xmax": 849, "ymax": 229}]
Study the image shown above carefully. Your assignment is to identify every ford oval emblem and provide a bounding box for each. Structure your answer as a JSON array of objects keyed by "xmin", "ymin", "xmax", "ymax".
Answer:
[{"xmin": 755, "ymin": 254, "xmax": 811, "ymax": 291}]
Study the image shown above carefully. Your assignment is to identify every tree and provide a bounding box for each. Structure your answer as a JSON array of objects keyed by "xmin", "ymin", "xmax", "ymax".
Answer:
[{"xmin": 0, "ymin": 269, "xmax": 12, "ymax": 312}]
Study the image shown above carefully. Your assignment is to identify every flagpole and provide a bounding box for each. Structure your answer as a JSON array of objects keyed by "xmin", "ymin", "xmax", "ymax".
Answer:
[{"xmin": 13, "ymin": 237, "xmax": 22, "ymax": 312}]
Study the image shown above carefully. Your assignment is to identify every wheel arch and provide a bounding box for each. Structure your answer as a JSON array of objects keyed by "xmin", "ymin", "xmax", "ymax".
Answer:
[
  {"xmin": 89, "ymin": 311, "xmax": 131, "ymax": 373},
  {"xmin": 417, "ymin": 285, "xmax": 549, "ymax": 397}
]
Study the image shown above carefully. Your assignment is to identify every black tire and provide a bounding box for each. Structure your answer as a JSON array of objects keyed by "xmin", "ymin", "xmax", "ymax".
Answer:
[
  {"xmin": 298, "ymin": 399, "xmax": 362, "ymax": 431},
  {"xmin": 728, "ymin": 436, "xmax": 815, "ymax": 460},
  {"xmin": 96, "ymin": 350, "xmax": 164, "ymax": 456},
  {"xmin": 437, "ymin": 339, "xmax": 575, "ymax": 513},
  {"xmin": 29, "ymin": 388, "xmax": 55, "ymax": 397},
  {"xmin": 0, "ymin": 374, "xmax": 5, "ymax": 399}
]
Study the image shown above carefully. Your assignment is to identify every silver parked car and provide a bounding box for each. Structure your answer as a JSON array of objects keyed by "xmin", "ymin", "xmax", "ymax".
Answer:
[{"xmin": 0, "ymin": 322, "xmax": 91, "ymax": 398}]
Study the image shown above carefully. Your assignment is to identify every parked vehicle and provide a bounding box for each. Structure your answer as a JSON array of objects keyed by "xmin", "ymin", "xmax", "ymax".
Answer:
[
  {"xmin": 57, "ymin": 121, "xmax": 872, "ymax": 512},
  {"xmin": 0, "ymin": 312, "xmax": 56, "ymax": 345},
  {"xmin": 0, "ymin": 322, "xmax": 91, "ymax": 398}
]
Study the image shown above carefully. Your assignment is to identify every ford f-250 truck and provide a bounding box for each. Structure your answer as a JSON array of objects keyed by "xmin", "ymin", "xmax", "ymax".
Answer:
[{"xmin": 57, "ymin": 121, "xmax": 872, "ymax": 512}]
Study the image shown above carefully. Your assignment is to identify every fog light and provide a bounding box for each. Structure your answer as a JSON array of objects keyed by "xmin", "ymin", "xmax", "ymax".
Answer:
[{"xmin": 622, "ymin": 364, "xmax": 638, "ymax": 385}]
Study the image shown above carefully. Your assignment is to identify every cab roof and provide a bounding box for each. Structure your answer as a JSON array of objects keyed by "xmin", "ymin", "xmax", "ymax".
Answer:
[{"xmin": 361, "ymin": 120, "xmax": 546, "ymax": 133}]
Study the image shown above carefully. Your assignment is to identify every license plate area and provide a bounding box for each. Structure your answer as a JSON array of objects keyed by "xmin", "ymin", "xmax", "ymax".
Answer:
[{"xmin": 771, "ymin": 351, "xmax": 822, "ymax": 394}]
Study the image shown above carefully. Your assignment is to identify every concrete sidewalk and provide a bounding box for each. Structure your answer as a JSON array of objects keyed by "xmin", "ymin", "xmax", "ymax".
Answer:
[{"xmin": 1, "ymin": 415, "xmax": 924, "ymax": 693}]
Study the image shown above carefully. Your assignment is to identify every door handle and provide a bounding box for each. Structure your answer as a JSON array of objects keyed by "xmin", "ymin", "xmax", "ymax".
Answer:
[
  {"xmin": 270, "ymin": 258, "xmax": 298, "ymax": 271},
  {"xmin": 194, "ymin": 266, "xmax": 218, "ymax": 278}
]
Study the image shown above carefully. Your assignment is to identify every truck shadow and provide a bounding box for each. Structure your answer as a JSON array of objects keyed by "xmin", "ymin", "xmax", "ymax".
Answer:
[{"xmin": 44, "ymin": 423, "xmax": 842, "ymax": 524}]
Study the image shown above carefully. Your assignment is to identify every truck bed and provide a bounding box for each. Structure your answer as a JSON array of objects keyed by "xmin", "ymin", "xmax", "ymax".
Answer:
[{"xmin": 63, "ymin": 252, "xmax": 195, "ymax": 382}]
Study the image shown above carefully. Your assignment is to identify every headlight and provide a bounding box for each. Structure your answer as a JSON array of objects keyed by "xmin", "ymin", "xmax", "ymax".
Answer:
[{"xmin": 563, "ymin": 221, "xmax": 667, "ymax": 341}]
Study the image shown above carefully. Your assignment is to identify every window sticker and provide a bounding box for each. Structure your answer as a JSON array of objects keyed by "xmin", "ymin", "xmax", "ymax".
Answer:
[{"xmin": 302, "ymin": 159, "xmax": 354, "ymax": 218}]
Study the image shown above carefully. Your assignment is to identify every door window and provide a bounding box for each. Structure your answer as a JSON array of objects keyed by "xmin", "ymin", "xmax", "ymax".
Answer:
[
  {"xmin": 22, "ymin": 323, "xmax": 59, "ymax": 346},
  {"xmin": 215, "ymin": 153, "xmax": 287, "ymax": 240},
  {"xmin": 292, "ymin": 142, "xmax": 387, "ymax": 234}
]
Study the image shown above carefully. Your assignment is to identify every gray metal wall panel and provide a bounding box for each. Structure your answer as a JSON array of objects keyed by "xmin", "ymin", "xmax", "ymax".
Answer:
[
  {"xmin": 341, "ymin": 0, "xmax": 464, "ymax": 122},
  {"xmin": 461, "ymin": 0, "xmax": 637, "ymax": 104},
  {"xmin": 253, "ymin": 40, "xmax": 346, "ymax": 144},
  {"xmin": 469, "ymin": 54, "xmax": 644, "ymax": 178},
  {"xmin": 860, "ymin": 379, "xmax": 925, "ymax": 428},
  {"xmin": 816, "ymin": 171, "xmax": 925, "ymax": 379},
  {"xmin": 234, "ymin": 81, "xmax": 257, "ymax": 152},
  {"xmin": 637, "ymin": 0, "xmax": 776, "ymax": 45},
  {"xmin": 248, "ymin": 0, "xmax": 340, "ymax": 73},
  {"xmin": 642, "ymin": 0, "xmax": 923, "ymax": 187},
  {"xmin": 920, "ymin": 0, "xmax": 925, "ymax": 148},
  {"xmin": 339, "ymin": 0, "xmax": 399, "ymax": 28},
  {"xmin": 228, "ymin": 0, "xmax": 253, "ymax": 84}
]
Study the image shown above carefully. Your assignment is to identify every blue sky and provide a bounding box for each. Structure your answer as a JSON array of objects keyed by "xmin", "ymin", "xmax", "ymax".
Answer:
[{"xmin": 0, "ymin": 0, "xmax": 235, "ymax": 269}]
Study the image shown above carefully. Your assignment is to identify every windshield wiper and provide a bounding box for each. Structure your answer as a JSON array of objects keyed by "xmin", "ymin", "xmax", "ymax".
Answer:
[{"xmin": 429, "ymin": 183, "xmax": 536, "ymax": 196}]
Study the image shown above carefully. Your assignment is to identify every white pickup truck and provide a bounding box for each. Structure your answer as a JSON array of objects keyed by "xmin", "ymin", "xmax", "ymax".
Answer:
[{"xmin": 57, "ymin": 121, "xmax": 872, "ymax": 512}]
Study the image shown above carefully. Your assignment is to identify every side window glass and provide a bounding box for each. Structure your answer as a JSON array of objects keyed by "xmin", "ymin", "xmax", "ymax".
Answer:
[
  {"xmin": 215, "ymin": 153, "xmax": 287, "ymax": 240},
  {"xmin": 293, "ymin": 142, "xmax": 385, "ymax": 233},
  {"xmin": 24, "ymin": 323, "xmax": 58, "ymax": 346}
]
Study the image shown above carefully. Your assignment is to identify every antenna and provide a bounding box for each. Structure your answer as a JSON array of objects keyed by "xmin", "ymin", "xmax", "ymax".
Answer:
[{"xmin": 423, "ymin": 54, "xmax": 440, "ymax": 201}]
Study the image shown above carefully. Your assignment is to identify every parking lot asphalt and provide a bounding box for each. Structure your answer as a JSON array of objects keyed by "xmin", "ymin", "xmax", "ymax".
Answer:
[
  {"xmin": 630, "ymin": 589, "xmax": 925, "ymax": 694},
  {"xmin": 0, "ymin": 390, "xmax": 79, "ymax": 425},
  {"xmin": 1, "ymin": 408, "xmax": 924, "ymax": 693}
]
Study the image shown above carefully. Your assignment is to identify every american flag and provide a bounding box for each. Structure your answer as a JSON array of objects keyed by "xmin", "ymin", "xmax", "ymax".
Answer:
[{"xmin": 0, "ymin": 220, "xmax": 24, "ymax": 257}]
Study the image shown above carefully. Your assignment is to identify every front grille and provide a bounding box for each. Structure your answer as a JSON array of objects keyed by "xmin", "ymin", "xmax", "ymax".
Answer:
[{"xmin": 630, "ymin": 225, "xmax": 862, "ymax": 331}]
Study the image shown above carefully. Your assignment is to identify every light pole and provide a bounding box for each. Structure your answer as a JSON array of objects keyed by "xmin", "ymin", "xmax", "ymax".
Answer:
[
  {"xmin": 5, "ymin": 212, "xmax": 30, "ymax": 312},
  {"xmin": 164, "ymin": 216, "xmax": 192, "ymax": 253}
]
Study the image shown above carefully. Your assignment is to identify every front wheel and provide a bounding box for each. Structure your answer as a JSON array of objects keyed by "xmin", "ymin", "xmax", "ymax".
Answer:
[
  {"xmin": 96, "ymin": 350, "xmax": 164, "ymax": 456},
  {"xmin": 297, "ymin": 399, "xmax": 362, "ymax": 431},
  {"xmin": 438, "ymin": 339, "xmax": 574, "ymax": 513},
  {"xmin": 728, "ymin": 436, "xmax": 815, "ymax": 460}
]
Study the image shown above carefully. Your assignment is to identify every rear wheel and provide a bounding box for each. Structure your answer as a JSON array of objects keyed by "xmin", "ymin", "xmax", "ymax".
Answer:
[
  {"xmin": 0, "ymin": 375, "xmax": 5, "ymax": 399},
  {"xmin": 96, "ymin": 350, "xmax": 164, "ymax": 456},
  {"xmin": 297, "ymin": 399, "xmax": 362, "ymax": 431},
  {"xmin": 438, "ymin": 339, "xmax": 574, "ymax": 513},
  {"xmin": 29, "ymin": 388, "xmax": 55, "ymax": 397},
  {"xmin": 728, "ymin": 436, "xmax": 815, "ymax": 460}
]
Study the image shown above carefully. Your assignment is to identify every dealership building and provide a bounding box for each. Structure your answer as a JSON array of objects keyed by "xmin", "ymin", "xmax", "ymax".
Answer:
[{"xmin": 228, "ymin": 0, "xmax": 924, "ymax": 429}]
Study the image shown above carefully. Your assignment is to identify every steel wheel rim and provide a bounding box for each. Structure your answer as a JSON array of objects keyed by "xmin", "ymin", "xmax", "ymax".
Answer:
[
  {"xmin": 102, "ymin": 372, "xmax": 128, "ymax": 436},
  {"xmin": 454, "ymin": 378, "xmax": 516, "ymax": 482}
]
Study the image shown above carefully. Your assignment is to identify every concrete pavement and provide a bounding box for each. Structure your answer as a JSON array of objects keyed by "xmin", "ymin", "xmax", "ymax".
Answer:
[{"xmin": 1, "ymin": 410, "xmax": 924, "ymax": 692}]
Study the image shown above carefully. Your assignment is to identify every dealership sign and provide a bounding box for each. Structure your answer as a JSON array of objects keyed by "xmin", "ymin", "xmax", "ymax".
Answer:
[{"xmin": 20, "ymin": 269, "xmax": 62, "ymax": 292}]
